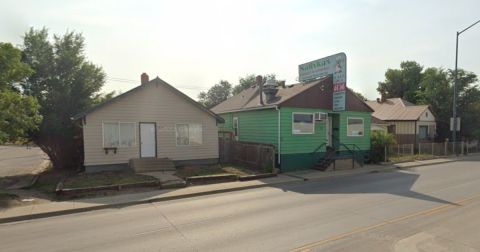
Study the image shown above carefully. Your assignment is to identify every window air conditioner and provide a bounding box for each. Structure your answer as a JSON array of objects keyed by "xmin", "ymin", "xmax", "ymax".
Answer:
[{"xmin": 314, "ymin": 112, "xmax": 327, "ymax": 121}]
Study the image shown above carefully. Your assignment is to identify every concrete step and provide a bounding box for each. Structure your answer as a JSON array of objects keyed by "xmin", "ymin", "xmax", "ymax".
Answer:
[{"xmin": 129, "ymin": 158, "xmax": 176, "ymax": 172}]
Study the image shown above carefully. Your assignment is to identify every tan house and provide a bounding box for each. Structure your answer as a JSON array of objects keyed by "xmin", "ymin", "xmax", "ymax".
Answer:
[
  {"xmin": 366, "ymin": 98, "xmax": 436, "ymax": 144},
  {"xmin": 371, "ymin": 115, "xmax": 388, "ymax": 132},
  {"xmin": 73, "ymin": 73, "xmax": 223, "ymax": 172}
]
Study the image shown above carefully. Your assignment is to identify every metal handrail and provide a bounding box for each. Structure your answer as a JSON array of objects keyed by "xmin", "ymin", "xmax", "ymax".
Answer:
[
  {"xmin": 311, "ymin": 142, "xmax": 328, "ymax": 155},
  {"xmin": 337, "ymin": 143, "xmax": 364, "ymax": 167}
]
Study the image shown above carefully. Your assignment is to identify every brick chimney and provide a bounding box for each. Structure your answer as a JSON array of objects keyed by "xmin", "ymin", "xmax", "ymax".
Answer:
[
  {"xmin": 257, "ymin": 75, "xmax": 264, "ymax": 105},
  {"xmin": 141, "ymin": 73, "xmax": 149, "ymax": 85}
]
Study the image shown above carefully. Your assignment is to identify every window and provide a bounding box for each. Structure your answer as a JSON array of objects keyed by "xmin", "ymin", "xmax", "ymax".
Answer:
[
  {"xmin": 419, "ymin": 125, "xmax": 429, "ymax": 139},
  {"xmin": 292, "ymin": 113, "xmax": 314, "ymax": 134},
  {"xmin": 387, "ymin": 125, "xmax": 396, "ymax": 134},
  {"xmin": 347, "ymin": 117, "xmax": 364, "ymax": 136},
  {"xmin": 176, "ymin": 123, "xmax": 203, "ymax": 146},
  {"xmin": 103, "ymin": 122, "xmax": 136, "ymax": 147},
  {"xmin": 119, "ymin": 123, "xmax": 136, "ymax": 147},
  {"xmin": 176, "ymin": 124, "xmax": 189, "ymax": 145},
  {"xmin": 233, "ymin": 117, "xmax": 239, "ymax": 138}
]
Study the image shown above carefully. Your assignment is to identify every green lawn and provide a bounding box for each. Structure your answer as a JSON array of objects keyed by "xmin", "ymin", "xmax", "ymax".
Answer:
[
  {"xmin": 175, "ymin": 164, "xmax": 260, "ymax": 179},
  {"xmin": 62, "ymin": 171, "xmax": 158, "ymax": 189}
]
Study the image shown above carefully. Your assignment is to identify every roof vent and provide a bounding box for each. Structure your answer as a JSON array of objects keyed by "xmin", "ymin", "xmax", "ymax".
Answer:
[{"xmin": 263, "ymin": 78, "xmax": 278, "ymax": 102}]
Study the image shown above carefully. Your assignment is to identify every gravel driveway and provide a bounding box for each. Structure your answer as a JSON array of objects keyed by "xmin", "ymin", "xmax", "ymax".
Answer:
[{"xmin": 0, "ymin": 145, "xmax": 49, "ymax": 177}]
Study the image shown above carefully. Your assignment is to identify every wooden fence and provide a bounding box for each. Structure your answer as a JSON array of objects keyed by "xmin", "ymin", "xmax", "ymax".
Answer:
[{"xmin": 219, "ymin": 137, "xmax": 275, "ymax": 172}]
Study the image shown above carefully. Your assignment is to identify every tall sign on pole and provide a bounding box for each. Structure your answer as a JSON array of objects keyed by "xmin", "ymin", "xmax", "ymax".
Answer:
[{"xmin": 298, "ymin": 52, "xmax": 347, "ymax": 111}]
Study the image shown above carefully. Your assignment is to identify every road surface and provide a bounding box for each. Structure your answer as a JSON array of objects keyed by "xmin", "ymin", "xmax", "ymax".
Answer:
[{"xmin": 1, "ymin": 155, "xmax": 480, "ymax": 251}]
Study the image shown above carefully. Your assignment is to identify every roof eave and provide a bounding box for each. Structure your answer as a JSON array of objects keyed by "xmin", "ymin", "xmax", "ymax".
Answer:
[{"xmin": 215, "ymin": 105, "xmax": 278, "ymax": 114}]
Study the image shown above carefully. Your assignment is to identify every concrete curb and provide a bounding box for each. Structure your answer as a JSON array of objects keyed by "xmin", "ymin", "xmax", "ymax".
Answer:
[
  {"xmin": 393, "ymin": 160, "xmax": 456, "ymax": 170},
  {"xmin": 0, "ymin": 159, "xmax": 461, "ymax": 224}
]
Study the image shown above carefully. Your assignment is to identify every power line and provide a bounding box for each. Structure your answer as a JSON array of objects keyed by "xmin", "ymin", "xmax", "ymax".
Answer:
[{"xmin": 106, "ymin": 76, "xmax": 204, "ymax": 90}]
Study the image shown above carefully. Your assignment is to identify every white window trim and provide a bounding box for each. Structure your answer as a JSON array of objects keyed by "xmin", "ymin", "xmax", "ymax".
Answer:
[
  {"xmin": 175, "ymin": 123, "xmax": 203, "ymax": 146},
  {"xmin": 102, "ymin": 121, "xmax": 137, "ymax": 148},
  {"xmin": 347, "ymin": 117, "xmax": 364, "ymax": 137},
  {"xmin": 233, "ymin": 117, "xmax": 239, "ymax": 140},
  {"xmin": 292, "ymin": 112, "xmax": 315, "ymax": 135}
]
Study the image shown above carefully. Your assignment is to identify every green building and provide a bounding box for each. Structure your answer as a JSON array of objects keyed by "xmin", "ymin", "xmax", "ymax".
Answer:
[{"xmin": 211, "ymin": 76, "xmax": 373, "ymax": 172}]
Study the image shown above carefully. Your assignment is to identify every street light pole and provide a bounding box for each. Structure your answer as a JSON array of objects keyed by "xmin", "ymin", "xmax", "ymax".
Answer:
[{"xmin": 452, "ymin": 19, "xmax": 480, "ymax": 155}]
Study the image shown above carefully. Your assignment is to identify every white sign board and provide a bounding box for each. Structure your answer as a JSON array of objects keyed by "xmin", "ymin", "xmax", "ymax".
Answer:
[
  {"xmin": 450, "ymin": 117, "xmax": 461, "ymax": 131},
  {"xmin": 298, "ymin": 53, "xmax": 347, "ymax": 111}
]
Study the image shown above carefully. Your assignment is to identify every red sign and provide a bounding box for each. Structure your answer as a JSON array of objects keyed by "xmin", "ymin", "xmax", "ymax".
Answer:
[{"xmin": 333, "ymin": 83, "xmax": 346, "ymax": 92}]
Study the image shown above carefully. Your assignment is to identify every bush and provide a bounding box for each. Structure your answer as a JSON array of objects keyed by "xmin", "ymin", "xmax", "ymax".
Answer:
[{"xmin": 370, "ymin": 131, "xmax": 397, "ymax": 163}]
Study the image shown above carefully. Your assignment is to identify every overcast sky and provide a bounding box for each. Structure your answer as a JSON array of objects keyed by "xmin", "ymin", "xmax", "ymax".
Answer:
[{"xmin": 1, "ymin": 0, "xmax": 479, "ymax": 100}]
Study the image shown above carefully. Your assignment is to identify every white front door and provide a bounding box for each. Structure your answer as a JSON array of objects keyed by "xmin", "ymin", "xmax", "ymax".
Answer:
[{"xmin": 140, "ymin": 123, "xmax": 156, "ymax": 158}]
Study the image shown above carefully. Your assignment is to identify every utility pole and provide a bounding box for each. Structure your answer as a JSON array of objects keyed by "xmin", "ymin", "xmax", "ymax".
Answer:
[{"xmin": 452, "ymin": 19, "xmax": 480, "ymax": 155}]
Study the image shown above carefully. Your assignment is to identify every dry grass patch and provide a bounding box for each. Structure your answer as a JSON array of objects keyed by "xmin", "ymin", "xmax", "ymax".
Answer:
[
  {"xmin": 175, "ymin": 163, "xmax": 261, "ymax": 179},
  {"xmin": 63, "ymin": 171, "xmax": 158, "ymax": 189}
]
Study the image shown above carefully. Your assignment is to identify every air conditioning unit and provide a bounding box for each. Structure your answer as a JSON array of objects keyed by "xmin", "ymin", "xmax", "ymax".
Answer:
[{"xmin": 314, "ymin": 112, "xmax": 327, "ymax": 121}]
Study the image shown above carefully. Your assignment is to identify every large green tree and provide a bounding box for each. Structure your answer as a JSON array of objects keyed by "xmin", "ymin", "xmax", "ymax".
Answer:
[
  {"xmin": 377, "ymin": 61, "xmax": 423, "ymax": 103},
  {"xmin": 0, "ymin": 43, "xmax": 33, "ymax": 91},
  {"xmin": 0, "ymin": 42, "xmax": 41, "ymax": 143},
  {"xmin": 447, "ymin": 69, "xmax": 480, "ymax": 139},
  {"xmin": 415, "ymin": 67, "xmax": 452, "ymax": 139},
  {"xmin": 21, "ymin": 28, "xmax": 106, "ymax": 170},
  {"xmin": 0, "ymin": 90, "xmax": 42, "ymax": 143},
  {"xmin": 198, "ymin": 80, "xmax": 232, "ymax": 108}
]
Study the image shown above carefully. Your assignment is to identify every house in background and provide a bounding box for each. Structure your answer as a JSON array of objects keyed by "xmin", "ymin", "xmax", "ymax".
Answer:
[
  {"xmin": 73, "ymin": 73, "xmax": 223, "ymax": 173},
  {"xmin": 365, "ymin": 98, "xmax": 436, "ymax": 144},
  {"xmin": 371, "ymin": 115, "xmax": 388, "ymax": 132},
  {"xmin": 212, "ymin": 76, "xmax": 373, "ymax": 172}
]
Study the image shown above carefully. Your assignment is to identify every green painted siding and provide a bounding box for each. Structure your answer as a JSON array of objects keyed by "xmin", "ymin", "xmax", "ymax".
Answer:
[
  {"xmin": 338, "ymin": 111, "xmax": 371, "ymax": 151},
  {"xmin": 218, "ymin": 109, "xmax": 278, "ymax": 147},
  {"xmin": 279, "ymin": 107, "xmax": 329, "ymax": 155},
  {"xmin": 217, "ymin": 107, "xmax": 371, "ymax": 172},
  {"xmin": 279, "ymin": 108, "xmax": 371, "ymax": 171}
]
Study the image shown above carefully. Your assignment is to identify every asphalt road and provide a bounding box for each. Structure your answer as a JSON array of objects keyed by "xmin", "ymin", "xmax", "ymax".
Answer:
[
  {"xmin": 1, "ymin": 156, "xmax": 480, "ymax": 252},
  {"xmin": 0, "ymin": 145, "xmax": 48, "ymax": 177}
]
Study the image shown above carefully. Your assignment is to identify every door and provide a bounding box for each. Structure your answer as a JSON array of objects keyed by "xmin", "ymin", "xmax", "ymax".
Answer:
[
  {"xmin": 326, "ymin": 116, "xmax": 333, "ymax": 147},
  {"xmin": 140, "ymin": 123, "xmax": 156, "ymax": 158}
]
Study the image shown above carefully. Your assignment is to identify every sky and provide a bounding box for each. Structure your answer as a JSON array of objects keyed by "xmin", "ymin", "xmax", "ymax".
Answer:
[{"xmin": 1, "ymin": 0, "xmax": 479, "ymax": 100}]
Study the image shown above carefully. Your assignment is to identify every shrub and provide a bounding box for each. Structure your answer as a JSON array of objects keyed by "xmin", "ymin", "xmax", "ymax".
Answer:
[{"xmin": 370, "ymin": 131, "xmax": 397, "ymax": 163}]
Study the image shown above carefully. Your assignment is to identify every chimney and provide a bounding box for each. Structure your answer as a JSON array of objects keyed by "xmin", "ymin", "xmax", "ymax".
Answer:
[
  {"xmin": 381, "ymin": 93, "xmax": 386, "ymax": 102},
  {"xmin": 263, "ymin": 78, "xmax": 279, "ymax": 103},
  {"xmin": 257, "ymin": 75, "xmax": 264, "ymax": 105},
  {"xmin": 141, "ymin": 73, "xmax": 149, "ymax": 85}
]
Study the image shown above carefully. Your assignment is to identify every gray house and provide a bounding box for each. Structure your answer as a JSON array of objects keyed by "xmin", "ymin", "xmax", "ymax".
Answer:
[{"xmin": 73, "ymin": 73, "xmax": 223, "ymax": 172}]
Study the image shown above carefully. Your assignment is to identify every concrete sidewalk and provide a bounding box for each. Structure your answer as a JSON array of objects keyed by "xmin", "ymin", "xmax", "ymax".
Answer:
[{"xmin": 0, "ymin": 156, "xmax": 462, "ymax": 224}]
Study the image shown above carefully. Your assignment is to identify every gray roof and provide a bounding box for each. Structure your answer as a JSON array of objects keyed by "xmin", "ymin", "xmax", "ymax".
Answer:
[
  {"xmin": 211, "ymin": 78, "xmax": 327, "ymax": 113},
  {"xmin": 72, "ymin": 77, "xmax": 224, "ymax": 123}
]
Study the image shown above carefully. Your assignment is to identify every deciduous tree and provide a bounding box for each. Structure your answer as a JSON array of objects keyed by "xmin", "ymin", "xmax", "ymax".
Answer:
[{"xmin": 21, "ymin": 28, "xmax": 106, "ymax": 170}]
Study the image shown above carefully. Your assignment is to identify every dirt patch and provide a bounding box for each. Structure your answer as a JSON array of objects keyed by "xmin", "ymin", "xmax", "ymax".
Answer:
[{"xmin": 0, "ymin": 193, "xmax": 20, "ymax": 208}]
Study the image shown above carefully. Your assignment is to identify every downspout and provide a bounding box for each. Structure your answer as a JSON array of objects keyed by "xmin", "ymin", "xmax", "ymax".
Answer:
[{"xmin": 276, "ymin": 106, "xmax": 281, "ymax": 166}]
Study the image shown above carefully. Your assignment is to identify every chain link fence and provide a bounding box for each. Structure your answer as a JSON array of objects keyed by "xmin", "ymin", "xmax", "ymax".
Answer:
[{"xmin": 383, "ymin": 140, "xmax": 480, "ymax": 162}]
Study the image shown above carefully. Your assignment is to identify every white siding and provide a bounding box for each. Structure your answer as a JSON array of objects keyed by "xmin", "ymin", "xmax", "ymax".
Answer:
[{"xmin": 83, "ymin": 83, "xmax": 219, "ymax": 166}]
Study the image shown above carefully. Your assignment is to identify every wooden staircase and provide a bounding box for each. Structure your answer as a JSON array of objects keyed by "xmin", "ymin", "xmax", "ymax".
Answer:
[
  {"xmin": 313, "ymin": 146, "xmax": 336, "ymax": 171},
  {"xmin": 129, "ymin": 158, "xmax": 176, "ymax": 172}
]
